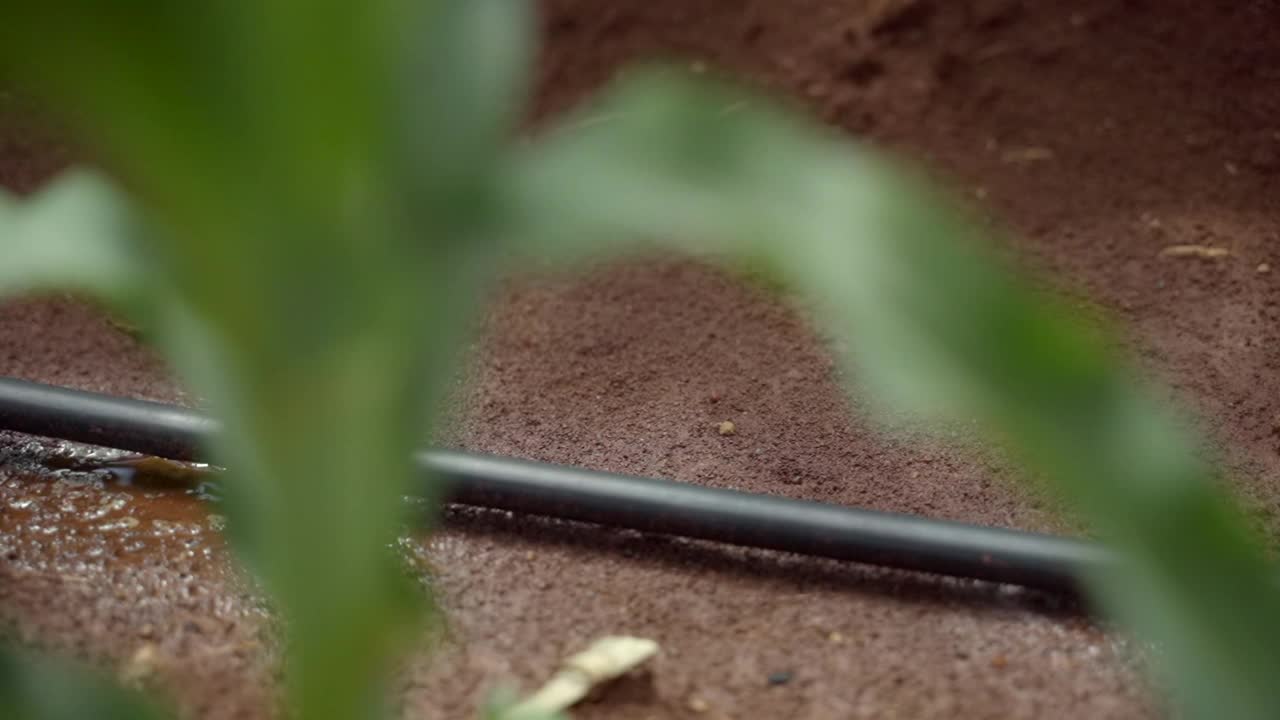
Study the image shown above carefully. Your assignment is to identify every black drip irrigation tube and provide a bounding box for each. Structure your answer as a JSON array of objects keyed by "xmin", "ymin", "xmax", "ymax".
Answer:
[{"xmin": 0, "ymin": 376, "xmax": 1110, "ymax": 593}]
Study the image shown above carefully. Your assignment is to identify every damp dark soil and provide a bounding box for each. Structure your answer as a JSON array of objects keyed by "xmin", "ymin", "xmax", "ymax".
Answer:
[{"xmin": 3, "ymin": 1, "xmax": 1280, "ymax": 718}]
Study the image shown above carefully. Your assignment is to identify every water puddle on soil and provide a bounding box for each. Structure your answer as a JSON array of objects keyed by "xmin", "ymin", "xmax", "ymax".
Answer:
[
  {"xmin": 1, "ymin": 443, "xmax": 433, "ymax": 581},
  {"xmin": 41, "ymin": 452, "xmax": 225, "ymax": 500},
  {"xmin": 0, "ymin": 444, "xmax": 271, "ymax": 662},
  {"xmin": 0, "ymin": 446, "xmax": 230, "ymax": 572}
]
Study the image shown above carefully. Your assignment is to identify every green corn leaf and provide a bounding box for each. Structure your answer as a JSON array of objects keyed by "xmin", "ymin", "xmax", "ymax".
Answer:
[
  {"xmin": 0, "ymin": 649, "xmax": 166, "ymax": 720},
  {"xmin": 398, "ymin": 0, "xmax": 535, "ymax": 235},
  {"xmin": 2, "ymin": 2, "xmax": 1275, "ymax": 718},
  {"xmin": 504, "ymin": 68, "xmax": 1280, "ymax": 720},
  {"xmin": 0, "ymin": 170, "xmax": 145, "ymax": 304},
  {"xmin": 1, "ymin": 3, "xmax": 531, "ymax": 720}
]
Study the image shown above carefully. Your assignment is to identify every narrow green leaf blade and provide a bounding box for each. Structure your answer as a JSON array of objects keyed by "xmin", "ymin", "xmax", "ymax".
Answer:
[
  {"xmin": 505, "ymin": 69, "xmax": 1280, "ymax": 720},
  {"xmin": 0, "ymin": 170, "xmax": 144, "ymax": 302},
  {"xmin": 0, "ymin": 649, "xmax": 166, "ymax": 720}
]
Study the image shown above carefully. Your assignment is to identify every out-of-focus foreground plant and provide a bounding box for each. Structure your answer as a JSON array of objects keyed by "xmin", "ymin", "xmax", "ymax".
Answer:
[
  {"xmin": 1, "ymin": 2, "xmax": 1278, "ymax": 720},
  {"xmin": 0, "ymin": 650, "xmax": 163, "ymax": 720}
]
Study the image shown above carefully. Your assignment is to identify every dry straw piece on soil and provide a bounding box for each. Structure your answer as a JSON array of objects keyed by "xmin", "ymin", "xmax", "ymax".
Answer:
[
  {"xmin": 999, "ymin": 146, "xmax": 1056, "ymax": 164},
  {"xmin": 505, "ymin": 636, "xmax": 660, "ymax": 717},
  {"xmin": 1159, "ymin": 244, "xmax": 1231, "ymax": 260},
  {"xmin": 119, "ymin": 643, "xmax": 161, "ymax": 688}
]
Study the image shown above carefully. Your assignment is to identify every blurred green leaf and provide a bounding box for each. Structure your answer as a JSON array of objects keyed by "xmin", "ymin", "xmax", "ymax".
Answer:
[
  {"xmin": 505, "ymin": 68, "xmax": 1280, "ymax": 720},
  {"xmin": 1, "ymin": 2, "xmax": 531, "ymax": 720},
  {"xmin": 0, "ymin": 170, "xmax": 145, "ymax": 304},
  {"xmin": 398, "ymin": 0, "xmax": 534, "ymax": 234},
  {"xmin": 1, "ymin": 3, "xmax": 1277, "ymax": 720},
  {"xmin": 0, "ymin": 649, "xmax": 165, "ymax": 720}
]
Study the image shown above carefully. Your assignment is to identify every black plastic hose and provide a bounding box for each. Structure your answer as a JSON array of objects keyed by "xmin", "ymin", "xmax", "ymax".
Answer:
[{"xmin": 0, "ymin": 376, "xmax": 1109, "ymax": 592}]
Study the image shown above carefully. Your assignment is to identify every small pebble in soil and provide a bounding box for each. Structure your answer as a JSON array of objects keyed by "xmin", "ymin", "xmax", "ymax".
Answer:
[
  {"xmin": 828, "ymin": 631, "xmax": 845, "ymax": 644},
  {"xmin": 717, "ymin": 420, "xmax": 737, "ymax": 436},
  {"xmin": 767, "ymin": 671, "xmax": 793, "ymax": 686},
  {"xmin": 1258, "ymin": 262, "xmax": 1271, "ymax": 274},
  {"xmin": 687, "ymin": 697, "xmax": 710, "ymax": 713}
]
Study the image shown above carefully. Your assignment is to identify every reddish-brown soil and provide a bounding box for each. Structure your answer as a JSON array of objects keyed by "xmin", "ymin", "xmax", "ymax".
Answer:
[{"xmin": 3, "ymin": 1, "xmax": 1279, "ymax": 718}]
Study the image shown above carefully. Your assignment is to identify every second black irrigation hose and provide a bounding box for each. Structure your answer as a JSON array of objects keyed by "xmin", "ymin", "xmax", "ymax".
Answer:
[{"xmin": 0, "ymin": 376, "xmax": 1110, "ymax": 593}]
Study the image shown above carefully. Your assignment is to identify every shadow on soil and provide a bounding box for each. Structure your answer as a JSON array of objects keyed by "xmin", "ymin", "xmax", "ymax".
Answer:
[{"xmin": 441, "ymin": 504, "xmax": 1094, "ymax": 621}]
